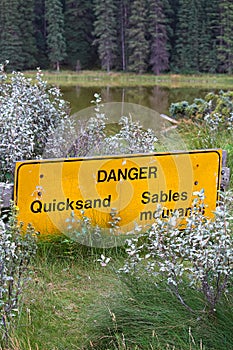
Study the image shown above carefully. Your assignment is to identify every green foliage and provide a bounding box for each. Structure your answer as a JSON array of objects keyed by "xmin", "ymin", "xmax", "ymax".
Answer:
[
  {"xmin": 0, "ymin": 1, "xmax": 233, "ymax": 72},
  {"xmin": 93, "ymin": 0, "xmax": 118, "ymax": 72},
  {"xmin": 45, "ymin": 0, "xmax": 66, "ymax": 70},
  {"xmin": 0, "ymin": 205, "xmax": 37, "ymax": 342},
  {"xmin": 127, "ymin": 0, "xmax": 149, "ymax": 73},
  {"xmin": 64, "ymin": 0, "xmax": 97, "ymax": 70},
  {"xmin": 174, "ymin": 0, "xmax": 199, "ymax": 73},
  {"xmin": 0, "ymin": 0, "xmax": 24, "ymax": 71},
  {"xmin": 116, "ymin": 0, "xmax": 130, "ymax": 71},
  {"xmin": 2, "ymin": 236, "xmax": 233, "ymax": 350},
  {"xmin": 217, "ymin": 1, "xmax": 233, "ymax": 73},
  {"xmin": 34, "ymin": 0, "xmax": 49, "ymax": 69},
  {"xmin": 0, "ymin": 0, "xmax": 37, "ymax": 71},
  {"xmin": 120, "ymin": 190, "xmax": 233, "ymax": 314},
  {"xmin": 198, "ymin": 0, "xmax": 219, "ymax": 73},
  {"xmin": 86, "ymin": 274, "xmax": 233, "ymax": 349},
  {"xmin": 0, "ymin": 65, "xmax": 72, "ymax": 181},
  {"xmin": 68, "ymin": 93, "xmax": 158, "ymax": 158},
  {"xmin": 148, "ymin": 0, "xmax": 170, "ymax": 74},
  {"xmin": 18, "ymin": 0, "xmax": 37, "ymax": 69},
  {"xmin": 170, "ymin": 90, "xmax": 233, "ymax": 131}
]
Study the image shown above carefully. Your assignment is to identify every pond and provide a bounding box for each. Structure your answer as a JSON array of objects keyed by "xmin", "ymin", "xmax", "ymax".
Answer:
[{"xmin": 61, "ymin": 85, "xmax": 217, "ymax": 116}]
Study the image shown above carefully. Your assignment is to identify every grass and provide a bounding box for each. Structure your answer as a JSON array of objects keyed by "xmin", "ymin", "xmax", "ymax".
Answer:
[
  {"xmin": 176, "ymin": 122, "xmax": 233, "ymax": 186},
  {"xmin": 22, "ymin": 70, "xmax": 233, "ymax": 88},
  {"xmin": 2, "ymin": 124, "xmax": 232, "ymax": 349},
  {"xmin": 1, "ymin": 90, "xmax": 233, "ymax": 349},
  {"xmin": 6, "ymin": 238, "xmax": 233, "ymax": 350},
  {"xmin": 9, "ymin": 239, "xmax": 126, "ymax": 350}
]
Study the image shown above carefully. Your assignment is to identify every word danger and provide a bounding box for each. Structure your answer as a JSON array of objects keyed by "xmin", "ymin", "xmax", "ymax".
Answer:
[
  {"xmin": 97, "ymin": 166, "xmax": 158, "ymax": 182},
  {"xmin": 30, "ymin": 195, "xmax": 111, "ymax": 213}
]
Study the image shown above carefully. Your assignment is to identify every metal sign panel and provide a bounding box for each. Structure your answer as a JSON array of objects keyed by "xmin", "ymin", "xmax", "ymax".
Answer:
[{"xmin": 14, "ymin": 149, "xmax": 222, "ymax": 235}]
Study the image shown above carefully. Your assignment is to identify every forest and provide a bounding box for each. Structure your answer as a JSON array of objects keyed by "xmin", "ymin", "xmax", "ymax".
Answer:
[{"xmin": 0, "ymin": 0, "xmax": 233, "ymax": 74}]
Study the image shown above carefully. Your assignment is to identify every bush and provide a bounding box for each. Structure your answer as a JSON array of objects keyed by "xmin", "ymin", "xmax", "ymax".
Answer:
[
  {"xmin": 0, "ymin": 72, "xmax": 157, "ymax": 182},
  {"xmin": 120, "ymin": 190, "xmax": 233, "ymax": 314},
  {"xmin": 67, "ymin": 93, "xmax": 158, "ymax": 158},
  {"xmin": 0, "ymin": 205, "xmax": 37, "ymax": 342},
  {"xmin": 0, "ymin": 63, "xmax": 73, "ymax": 182},
  {"xmin": 169, "ymin": 90, "xmax": 233, "ymax": 131}
]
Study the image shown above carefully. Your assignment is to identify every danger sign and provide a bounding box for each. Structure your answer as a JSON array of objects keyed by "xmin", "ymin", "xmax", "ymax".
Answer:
[{"xmin": 14, "ymin": 149, "xmax": 222, "ymax": 235}]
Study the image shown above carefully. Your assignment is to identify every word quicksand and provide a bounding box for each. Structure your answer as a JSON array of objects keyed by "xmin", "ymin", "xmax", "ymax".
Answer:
[{"xmin": 30, "ymin": 195, "xmax": 112, "ymax": 213}]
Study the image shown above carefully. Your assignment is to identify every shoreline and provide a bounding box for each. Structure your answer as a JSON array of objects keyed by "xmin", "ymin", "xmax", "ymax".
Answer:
[{"xmin": 20, "ymin": 70, "xmax": 233, "ymax": 88}]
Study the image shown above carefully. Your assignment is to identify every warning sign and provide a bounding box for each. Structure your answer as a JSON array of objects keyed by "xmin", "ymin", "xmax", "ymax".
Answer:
[{"xmin": 14, "ymin": 149, "xmax": 222, "ymax": 235}]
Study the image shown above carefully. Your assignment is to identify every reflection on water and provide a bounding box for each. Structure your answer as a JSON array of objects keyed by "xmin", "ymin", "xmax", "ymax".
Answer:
[{"xmin": 61, "ymin": 85, "xmax": 214, "ymax": 116}]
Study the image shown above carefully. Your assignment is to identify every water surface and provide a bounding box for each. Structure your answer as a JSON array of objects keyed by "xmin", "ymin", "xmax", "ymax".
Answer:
[{"xmin": 61, "ymin": 85, "xmax": 216, "ymax": 115}]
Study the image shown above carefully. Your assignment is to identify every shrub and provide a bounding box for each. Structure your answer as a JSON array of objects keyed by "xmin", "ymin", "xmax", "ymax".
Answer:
[
  {"xmin": 120, "ymin": 190, "xmax": 233, "ymax": 314},
  {"xmin": 0, "ymin": 205, "xmax": 37, "ymax": 342},
  {"xmin": 67, "ymin": 93, "xmax": 158, "ymax": 157},
  {"xmin": 169, "ymin": 90, "xmax": 233, "ymax": 131},
  {"xmin": 0, "ymin": 63, "xmax": 73, "ymax": 182},
  {"xmin": 0, "ymin": 71, "xmax": 157, "ymax": 182}
]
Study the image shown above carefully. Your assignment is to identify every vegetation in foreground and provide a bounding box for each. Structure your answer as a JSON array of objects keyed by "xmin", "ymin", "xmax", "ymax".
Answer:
[
  {"xmin": 6, "ymin": 236, "xmax": 233, "ymax": 350},
  {"xmin": 0, "ymin": 67, "xmax": 233, "ymax": 349}
]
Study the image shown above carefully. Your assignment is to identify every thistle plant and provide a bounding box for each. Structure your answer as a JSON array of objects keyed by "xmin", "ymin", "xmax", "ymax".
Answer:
[
  {"xmin": 0, "ymin": 205, "xmax": 37, "ymax": 341},
  {"xmin": 120, "ymin": 190, "xmax": 233, "ymax": 314}
]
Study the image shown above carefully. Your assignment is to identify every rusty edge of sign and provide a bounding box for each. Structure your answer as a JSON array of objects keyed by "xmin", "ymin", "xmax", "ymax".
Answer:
[{"xmin": 0, "ymin": 149, "xmax": 231, "ymax": 209}]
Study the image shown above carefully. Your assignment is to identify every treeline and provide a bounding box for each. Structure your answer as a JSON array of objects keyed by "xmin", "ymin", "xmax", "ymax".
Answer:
[{"xmin": 1, "ymin": 0, "xmax": 233, "ymax": 74}]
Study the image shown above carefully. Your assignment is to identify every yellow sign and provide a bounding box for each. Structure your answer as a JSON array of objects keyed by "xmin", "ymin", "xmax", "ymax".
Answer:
[{"xmin": 14, "ymin": 149, "xmax": 222, "ymax": 235}]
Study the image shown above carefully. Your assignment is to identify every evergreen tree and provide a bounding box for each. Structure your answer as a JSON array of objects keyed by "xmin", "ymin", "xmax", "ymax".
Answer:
[
  {"xmin": 117, "ymin": 0, "xmax": 130, "ymax": 71},
  {"xmin": 93, "ymin": 0, "xmax": 118, "ymax": 72},
  {"xmin": 18, "ymin": 0, "xmax": 38, "ymax": 69},
  {"xmin": 64, "ymin": 0, "xmax": 97, "ymax": 70},
  {"xmin": 198, "ymin": 0, "xmax": 219, "ymax": 73},
  {"xmin": 217, "ymin": 0, "xmax": 233, "ymax": 73},
  {"xmin": 34, "ymin": 0, "xmax": 49, "ymax": 68},
  {"xmin": 0, "ymin": 0, "xmax": 24, "ymax": 70},
  {"xmin": 174, "ymin": 0, "xmax": 202, "ymax": 72},
  {"xmin": 128, "ymin": 0, "xmax": 149, "ymax": 73},
  {"xmin": 45, "ymin": 0, "xmax": 66, "ymax": 71},
  {"xmin": 167, "ymin": 0, "xmax": 178, "ymax": 66},
  {"xmin": 148, "ymin": 0, "xmax": 170, "ymax": 74}
]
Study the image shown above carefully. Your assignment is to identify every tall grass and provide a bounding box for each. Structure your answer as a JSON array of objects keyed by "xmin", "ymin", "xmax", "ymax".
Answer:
[
  {"xmin": 177, "ymin": 122, "xmax": 233, "ymax": 186},
  {"xmin": 4, "ymin": 238, "xmax": 233, "ymax": 350},
  {"xmin": 83, "ymin": 274, "xmax": 233, "ymax": 350}
]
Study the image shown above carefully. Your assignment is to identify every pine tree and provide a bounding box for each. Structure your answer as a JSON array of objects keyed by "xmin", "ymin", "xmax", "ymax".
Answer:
[
  {"xmin": 0, "ymin": 0, "xmax": 24, "ymax": 70},
  {"xmin": 198, "ymin": 0, "xmax": 219, "ymax": 73},
  {"xmin": 128, "ymin": 0, "xmax": 149, "ymax": 73},
  {"xmin": 64, "ymin": 0, "xmax": 97, "ymax": 70},
  {"xmin": 173, "ymin": 0, "xmax": 201, "ymax": 72},
  {"xmin": 117, "ymin": 0, "xmax": 130, "ymax": 71},
  {"xmin": 167, "ymin": 0, "xmax": 178, "ymax": 66},
  {"xmin": 173, "ymin": 0, "xmax": 220, "ymax": 73},
  {"xmin": 34, "ymin": 0, "xmax": 49, "ymax": 68},
  {"xmin": 18, "ymin": 0, "xmax": 38, "ymax": 69},
  {"xmin": 148, "ymin": 0, "xmax": 170, "ymax": 74},
  {"xmin": 45, "ymin": 0, "xmax": 66, "ymax": 71},
  {"xmin": 93, "ymin": 0, "xmax": 118, "ymax": 72},
  {"xmin": 217, "ymin": 0, "xmax": 233, "ymax": 73}
]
